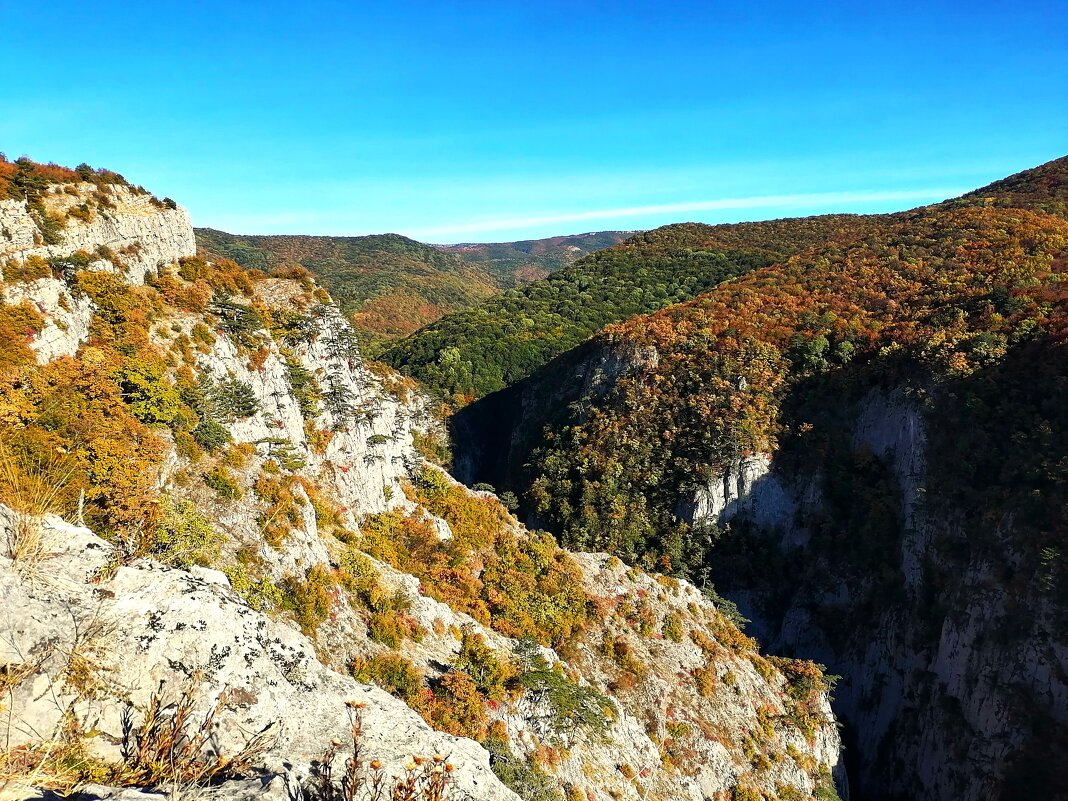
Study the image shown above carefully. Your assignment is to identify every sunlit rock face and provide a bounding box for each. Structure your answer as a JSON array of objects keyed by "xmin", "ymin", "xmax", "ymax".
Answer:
[{"xmin": 0, "ymin": 183, "xmax": 195, "ymax": 284}]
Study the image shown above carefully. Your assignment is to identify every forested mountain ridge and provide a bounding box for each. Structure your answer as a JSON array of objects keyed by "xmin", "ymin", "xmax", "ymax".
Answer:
[
  {"xmin": 439, "ymin": 230, "xmax": 631, "ymax": 285},
  {"xmin": 195, "ymin": 228, "xmax": 626, "ymax": 350},
  {"xmin": 384, "ymin": 214, "xmax": 883, "ymax": 402},
  {"xmin": 387, "ymin": 158, "xmax": 1068, "ymax": 406},
  {"xmin": 953, "ymin": 153, "xmax": 1068, "ymax": 218},
  {"xmin": 195, "ymin": 228, "xmax": 500, "ymax": 344},
  {"xmin": 453, "ymin": 154, "xmax": 1068, "ymax": 801}
]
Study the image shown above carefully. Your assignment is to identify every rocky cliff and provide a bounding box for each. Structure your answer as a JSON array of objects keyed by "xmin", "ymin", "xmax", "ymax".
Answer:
[
  {"xmin": 693, "ymin": 381, "xmax": 1068, "ymax": 801},
  {"xmin": 0, "ymin": 161, "xmax": 842, "ymax": 801},
  {"xmin": 1, "ymin": 182, "xmax": 196, "ymax": 283}
]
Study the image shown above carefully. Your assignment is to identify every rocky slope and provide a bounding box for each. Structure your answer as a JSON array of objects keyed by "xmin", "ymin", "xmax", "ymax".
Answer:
[
  {"xmin": 0, "ymin": 166, "xmax": 195, "ymax": 365},
  {"xmin": 453, "ymin": 155, "xmax": 1068, "ymax": 800},
  {"xmin": 1, "ymin": 181, "xmax": 195, "ymax": 285},
  {"xmin": 0, "ymin": 159, "xmax": 841, "ymax": 801}
]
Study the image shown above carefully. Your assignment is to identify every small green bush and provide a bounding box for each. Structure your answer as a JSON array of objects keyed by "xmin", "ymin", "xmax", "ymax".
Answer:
[
  {"xmin": 350, "ymin": 652, "xmax": 423, "ymax": 702},
  {"xmin": 191, "ymin": 322, "xmax": 217, "ymax": 347},
  {"xmin": 203, "ymin": 465, "xmax": 243, "ymax": 500},
  {"xmin": 192, "ymin": 419, "xmax": 232, "ymax": 452},
  {"xmin": 814, "ymin": 768, "xmax": 843, "ymax": 801},
  {"xmin": 174, "ymin": 430, "xmax": 204, "ymax": 462},
  {"xmin": 367, "ymin": 602, "xmax": 423, "ymax": 648},
  {"xmin": 115, "ymin": 361, "xmax": 183, "ymax": 427},
  {"xmin": 338, "ymin": 548, "xmax": 381, "ymax": 598},
  {"xmin": 411, "ymin": 429, "xmax": 452, "ymax": 467},
  {"xmin": 484, "ymin": 736, "xmax": 563, "ymax": 801},
  {"xmin": 280, "ymin": 564, "xmax": 336, "ymax": 636},
  {"xmin": 152, "ymin": 495, "xmax": 224, "ymax": 567},
  {"xmin": 213, "ymin": 377, "xmax": 259, "ymax": 419},
  {"xmin": 662, "ymin": 612, "xmax": 685, "ymax": 642},
  {"xmin": 211, "ymin": 296, "xmax": 264, "ymax": 347},
  {"xmin": 224, "ymin": 563, "xmax": 287, "ymax": 612},
  {"xmin": 511, "ymin": 639, "xmax": 616, "ymax": 739},
  {"xmin": 286, "ymin": 359, "xmax": 321, "ymax": 418},
  {"xmin": 455, "ymin": 629, "xmax": 513, "ymax": 701}
]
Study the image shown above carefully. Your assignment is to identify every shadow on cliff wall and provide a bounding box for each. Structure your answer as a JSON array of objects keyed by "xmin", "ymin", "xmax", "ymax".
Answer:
[{"xmin": 452, "ymin": 332, "xmax": 1068, "ymax": 801}]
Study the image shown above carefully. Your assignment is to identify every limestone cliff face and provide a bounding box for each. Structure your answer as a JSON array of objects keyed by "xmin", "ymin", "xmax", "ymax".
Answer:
[
  {"xmin": 1, "ymin": 276, "xmax": 94, "ymax": 363},
  {"xmin": 0, "ymin": 508, "xmax": 516, "ymax": 801},
  {"xmin": 0, "ymin": 183, "xmax": 195, "ymax": 284},
  {"xmin": 1, "ymin": 181, "xmax": 195, "ymax": 364},
  {"xmin": 191, "ymin": 295, "xmax": 426, "ymax": 518},
  {"xmin": 691, "ymin": 388, "xmax": 1068, "ymax": 801},
  {"xmin": 678, "ymin": 454, "xmax": 802, "ymax": 533}
]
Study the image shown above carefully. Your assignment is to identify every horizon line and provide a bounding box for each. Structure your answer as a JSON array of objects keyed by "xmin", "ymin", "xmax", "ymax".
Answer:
[{"xmin": 405, "ymin": 187, "xmax": 965, "ymax": 241}]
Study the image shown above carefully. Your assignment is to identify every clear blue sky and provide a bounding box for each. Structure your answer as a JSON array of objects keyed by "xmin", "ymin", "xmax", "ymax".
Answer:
[{"xmin": 2, "ymin": 1, "xmax": 1065, "ymax": 242}]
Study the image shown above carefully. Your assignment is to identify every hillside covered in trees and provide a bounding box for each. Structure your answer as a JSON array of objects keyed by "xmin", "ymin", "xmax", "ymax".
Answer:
[
  {"xmin": 195, "ymin": 228, "xmax": 626, "ymax": 351},
  {"xmin": 439, "ymin": 230, "xmax": 630, "ymax": 285},
  {"xmin": 195, "ymin": 229, "xmax": 499, "ymax": 346},
  {"xmin": 384, "ymin": 214, "xmax": 881, "ymax": 402}
]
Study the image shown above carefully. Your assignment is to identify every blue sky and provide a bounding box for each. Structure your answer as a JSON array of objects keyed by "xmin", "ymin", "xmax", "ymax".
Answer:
[{"xmin": 2, "ymin": 1, "xmax": 1065, "ymax": 242}]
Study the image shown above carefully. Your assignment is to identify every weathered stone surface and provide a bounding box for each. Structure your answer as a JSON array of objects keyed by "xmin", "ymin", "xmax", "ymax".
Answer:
[
  {"xmin": 0, "ymin": 185, "xmax": 195, "ymax": 285},
  {"xmin": 0, "ymin": 510, "xmax": 517, "ymax": 801},
  {"xmin": 2, "ymin": 277, "xmax": 93, "ymax": 362}
]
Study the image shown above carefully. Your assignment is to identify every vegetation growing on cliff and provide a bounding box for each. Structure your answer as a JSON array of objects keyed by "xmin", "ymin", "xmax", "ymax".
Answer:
[
  {"xmin": 359, "ymin": 466, "xmax": 591, "ymax": 647},
  {"xmin": 0, "ymin": 242, "xmax": 309, "ymax": 540},
  {"xmin": 0, "ymin": 154, "xmax": 134, "ymax": 201}
]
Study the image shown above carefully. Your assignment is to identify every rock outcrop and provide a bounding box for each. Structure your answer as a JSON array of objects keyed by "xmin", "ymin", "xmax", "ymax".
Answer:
[
  {"xmin": 694, "ymin": 386, "xmax": 1068, "ymax": 801},
  {"xmin": 1, "ymin": 276, "xmax": 94, "ymax": 363},
  {"xmin": 1, "ymin": 183, "xmax": 195, "ymax": 284},
  {"xmin": 0, "ymin": 508, "xmax": 516, "ymax": 801}
]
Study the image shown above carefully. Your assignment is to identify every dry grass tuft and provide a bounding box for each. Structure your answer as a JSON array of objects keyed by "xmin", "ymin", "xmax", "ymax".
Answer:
[
  {"xmin": 293, "ymin": 704, "xmax": 454, "ymax": 801},
  {"xmin": 0, "ymin": 440, "xmax": 79, "ymax": 568},
  {"xmin": 0, "ymin": 713, "xmax": 110, "ymax": 801},
  {"xmin": 1, "ymin": 678, "xmax": 459, "ymax": 800},
  {"xmin": 118, "ymin": 681, "xmax": 275, "ymax": 787},
  {"xmin": 0, "ymin": 681, "xmax": 274, "ymax": 799},
  {"xmin": 62, "ymin": 609, "xmax": 119, "ymax": 701}
]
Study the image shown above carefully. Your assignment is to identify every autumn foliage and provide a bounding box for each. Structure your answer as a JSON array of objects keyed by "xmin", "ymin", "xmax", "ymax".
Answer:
[
  {"xmin": 527, "ymin": 200, "xmax": 1068, "ymax": 570},
  {"xmin": 359, "ymin": 467, "xmax": 591, "ymax": 647}
]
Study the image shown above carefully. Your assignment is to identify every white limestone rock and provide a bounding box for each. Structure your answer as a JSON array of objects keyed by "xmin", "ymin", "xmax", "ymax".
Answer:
[
  {"xmin": 0, "ymin": 185, "xmax": 195, "ymax": 285},
  {"xmin": 0, "ymin": 508, "xmax": 517, "ymax": 801},
  {"xmin": 681, "ymin": 453, "xmax": 799, "ymax": 532},
  {"xmin": 2, "ymin": 276, "xmax": 93, "ymax": 362}
]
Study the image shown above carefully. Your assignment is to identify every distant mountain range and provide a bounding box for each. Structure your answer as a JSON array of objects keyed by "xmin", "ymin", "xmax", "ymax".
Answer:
[
  {"xmin": 383, "ymin": 214, "xmax": 880, "ymax": 401},
  {"xmin": 194, "ymin": 228, "xmax": 629, "ymax": 349},
  {"xmin": 437, "ymin": 231, "xmax": 634, "ymax": 285}
]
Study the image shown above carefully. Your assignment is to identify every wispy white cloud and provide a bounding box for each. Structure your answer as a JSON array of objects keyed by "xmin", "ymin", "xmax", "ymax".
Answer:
[{"xmin": 408, "ymin": 187, "xmax": 964, "ymax": 239}]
